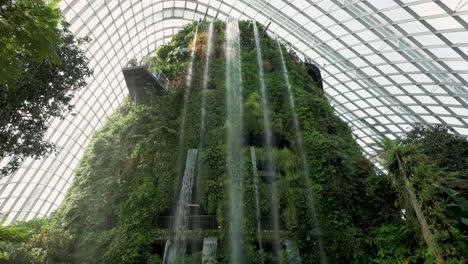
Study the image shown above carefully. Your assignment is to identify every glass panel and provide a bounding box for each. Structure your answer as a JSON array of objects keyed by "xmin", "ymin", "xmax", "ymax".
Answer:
[
  {"xmin": 411, "ymin": 2, "xmax": 445, "ymax": 16},
  {"xmin": 426, "ymin": 17, "xmax": 462, "ymax": 31},
  {"xmin": 1, "ymin": 0, "xmax": 466, "ymax": 224}
]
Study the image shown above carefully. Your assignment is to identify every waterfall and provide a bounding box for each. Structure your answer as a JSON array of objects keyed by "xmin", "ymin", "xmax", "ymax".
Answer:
[
  {"xmin": 179, "ymin": 21, "xmax": 199, "ymax": 145},
  {"xmin": 225, "ymin": 18, "xmax": 245, "ymax": 264},
  {"xmin": 202, "ymin": 237, "xmax": 218, "ymax": 263},
  {"xmin": 162, "ymin": 240, "xmax": 170, "ymax": 264},
  {"xmin": 198, "ymin": 20, "xmax": 214, "ymax": 151},
  {"xmin": 195, "ymin": 20, "xmax": 214, "ymax": 201},
  {"xmin": 252, "ymin": 21, "xmax": 282, "ymax": 261},
  {"xmin": 164, "ymin": 149, "xmax": 198, "ymax": 264},
  {"xmin": 250, "ymin": 147, "xmax": 265, "ymax": 264},
  {"xmin": 190, "ymin": 21, "xmax": 215, "ymax": 252},
  {"xmin": 176, "ymin": 22, "xmax": 199, "ymax": 185},
  {"xmin": 276, "ymin": 38, "xmax": 328, "ymax": 263},
  {"xmin": 284, "ymin": 240, "xmax": 302, "ymax": 264}
]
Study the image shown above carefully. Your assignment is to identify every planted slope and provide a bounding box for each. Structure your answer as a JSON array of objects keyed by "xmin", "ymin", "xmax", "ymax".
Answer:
[{"xmin": 4, "ymin": 20, "xmax": 453, "ymax": 264}]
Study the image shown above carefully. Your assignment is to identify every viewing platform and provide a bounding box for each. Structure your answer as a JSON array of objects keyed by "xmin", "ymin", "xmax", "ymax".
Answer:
[{"xmin": 122, "ymin": 59, "xmax": 169, "ymax": 104}]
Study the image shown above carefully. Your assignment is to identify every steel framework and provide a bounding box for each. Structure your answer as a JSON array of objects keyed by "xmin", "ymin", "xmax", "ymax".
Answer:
[{"xmin": 0, "ymin": 0, "xmax": 466, "ymax": 224}]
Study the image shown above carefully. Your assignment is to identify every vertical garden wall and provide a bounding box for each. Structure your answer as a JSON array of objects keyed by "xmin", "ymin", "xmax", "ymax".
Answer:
[{"xmin": 1, "ymin": 20, "xmax": 466, "ymax": 264}]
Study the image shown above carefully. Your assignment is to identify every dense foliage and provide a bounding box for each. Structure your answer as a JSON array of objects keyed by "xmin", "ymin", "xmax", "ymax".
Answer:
[
  {"xmin": 1, "ymin": 20, "xmax": 466, "ymax": 263},
  {"xmin": 0, "ymin": 0, "xmax": 61, "ymax": 86},
  {"xmin": 378, "ymin": 125, "xmax": 467, "ymax": 263},
  {"xmin": 403, "ymin": 124, "xmax": 468, "ymax": 178},
  {"xmin": 0, "ymin": 1, "xmax": 92, "ymax": 175}
]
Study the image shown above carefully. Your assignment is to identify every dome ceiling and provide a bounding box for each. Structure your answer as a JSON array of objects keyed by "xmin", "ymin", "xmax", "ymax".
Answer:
[{"xmin": 0, "ymin": 0, "xmax": 466, "ymax": 224}]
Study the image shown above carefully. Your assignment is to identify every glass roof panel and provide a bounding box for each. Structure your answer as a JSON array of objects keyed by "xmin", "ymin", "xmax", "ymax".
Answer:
[
  {"xmin": 411, "ymin": 2, "xmax": 446, "ymax": 16},
  {"xmin": 1, "ymin": 0, "xmax": 466, "ymax": 224},
  {"xmin": 428, "ymin": 17, "xmax": 463, "ymax": 31},
  {"xmin": 389, "ymin": 6, "xmax": 414, "ymax": 20}
]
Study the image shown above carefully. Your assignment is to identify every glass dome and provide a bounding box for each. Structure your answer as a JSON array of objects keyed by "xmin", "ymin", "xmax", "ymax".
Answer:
[{"xmin": 0, "ymin": 0, "xmax": 466, "ymax": 225}]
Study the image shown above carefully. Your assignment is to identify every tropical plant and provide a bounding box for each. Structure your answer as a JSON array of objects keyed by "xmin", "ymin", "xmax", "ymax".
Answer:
[
  {"xmin": 379, "ymin": 135, "xmax": 467, "ymax": 263},
  {"xmin": 0, "ymin": 17, "xmax": 92, "ymax": 176},
  {"xmin": 0, "ymin": 216, "xmax": 28, "ymax": 260}
]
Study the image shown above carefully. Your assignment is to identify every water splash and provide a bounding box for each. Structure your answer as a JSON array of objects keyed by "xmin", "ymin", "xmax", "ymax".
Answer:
[
  {"xmin": 164, "ymin": 149, "xmax": 198, "ymax": 263},
  {"xmin": 276, "ymin": 38, "xmax": 328, "ymax": 263},
  {"xmin": 162, "ymin": 240, "xmax": 170, "ymax": 264},
  {"xmin": 202, "ymin": 237, "xmax": 218, "ymax": 263},
  {"xmin": 252, "ymin": 21, "xmax": 282, "ymax": 261},
  {"xmin": 225, "ymin": 18, "xmax": 244, "ymax": 264},
  {"xmin": 250, "ymin": 147, "xmax": 265, "ymax": 264},
  {"xmin": 284, "ymin": 240, "xmax": 302, "ymax": 264}
]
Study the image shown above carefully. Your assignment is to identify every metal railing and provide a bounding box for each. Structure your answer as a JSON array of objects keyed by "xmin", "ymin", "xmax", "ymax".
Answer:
[
  {"xmin": 151, "ymin": 70, "xmax": 169, "ymax": 90},
  {"xmin": 126, "ymin": 58, "xmax": 169, "ymax": 90}
]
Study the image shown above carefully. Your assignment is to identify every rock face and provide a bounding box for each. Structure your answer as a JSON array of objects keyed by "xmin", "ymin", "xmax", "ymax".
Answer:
[{"xmin": 304, "ymin": 61, "xmax": 323, "ymax": 92}]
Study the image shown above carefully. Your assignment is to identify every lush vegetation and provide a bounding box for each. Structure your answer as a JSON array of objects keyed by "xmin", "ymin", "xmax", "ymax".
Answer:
[
  {"xmin": 0, "ymin": 0, "xmax": 92, "ymax": 175},
  {"xmin": 0, "ymin": 0, "xmax": 61, "ymax": 86},
  {"xmin": 1, "ymin": 20, "xmax": 466, "ymax": 263},
  {"xmin": 378, "ymin": 125, "xmax": 467, "ymax": 263}
]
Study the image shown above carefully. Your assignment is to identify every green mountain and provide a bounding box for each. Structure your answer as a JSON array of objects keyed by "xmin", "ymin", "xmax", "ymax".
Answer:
[{"xmin": 1, "ymin": 20, "xmax": 466, "ymax": 264}]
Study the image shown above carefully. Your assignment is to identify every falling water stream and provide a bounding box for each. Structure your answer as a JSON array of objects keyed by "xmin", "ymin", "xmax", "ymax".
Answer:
[
  {"xmin": 225, "ymin": 18, "xmax": 245, "ymax": 264},
  {"xmin": 165, "ymin": 20, "xmax": 326, "ymax": 263},
  {"xmin": 194, "ymin": 20, "xmax": 214, "ymax": 203},
  {"xmin": 285, "ymin": 240, "xmax": 302, "ymax": 264},
  {"xmin": 176, "ymin": 22, "xmax": 199, "ymax": 186},
  {"xmin": 277, "ymin": 38, "xmax": 328, "ymax": 263},
  {"xmin": 250, "ymin": 147, "xmax": 265, "ymax": 264},
  {"xmin": 190, "ymin": 20, "xmax": 215, "ymax": 252},
  {"xmin": 252, "ymin": 21, "xmax": 282, "ymax": 262},
  {"xmin": 202, "ymin": 237, "xmax": 218, "ymax": 263},
  {"xmin": 198, "ymin": 20, "xmax": 214, "ymax": 154},
  {"xmin": 163, "ymin": 149, "xmax": 198, "ymax": 264}
]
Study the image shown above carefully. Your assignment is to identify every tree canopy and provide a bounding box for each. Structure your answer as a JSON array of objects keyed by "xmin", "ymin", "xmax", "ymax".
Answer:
[
  {"xmin": 378, "ymin": 125, "xmax": 468, "ymax": 263},
  {"xmin": 0, "ymin": 0, "xmax": 61, "ymax": 86},
  {"xmin": 0, "ymin": 0, "xmax": 92, "ymax": 176}
]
